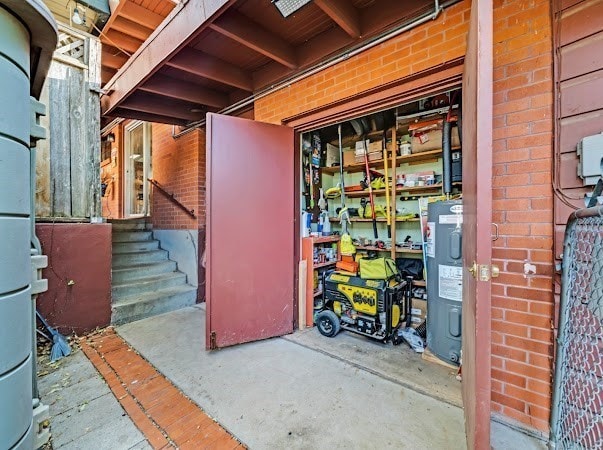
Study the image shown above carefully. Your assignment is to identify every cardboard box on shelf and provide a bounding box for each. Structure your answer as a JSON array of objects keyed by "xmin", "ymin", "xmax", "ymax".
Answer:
[
  {"xmin": 343, "ymin": 150, "xmax": 356, "ymax": 167},
  {"xmin": 354, "ymin": 151, "xmax": 382, "ymax": 164},
  {"xmin": 354, "ymin": 139, "xmax": 371, "ymax": 155},
  {"xmin": 409, "ymin": 119, "xmax": 460, "ymax": 154},
  {"xmin": 368, "ymin": 141, "xmax": 382, "ymax": 153},
  {"xmin": 410, "ymin": 298, "xmax": 427, "ymax": 328}
]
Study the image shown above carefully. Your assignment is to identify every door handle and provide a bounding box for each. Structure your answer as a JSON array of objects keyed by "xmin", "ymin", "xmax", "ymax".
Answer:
[
  {"xmin": 468, "ymin": 261, "xmax": 478, "ymax": 278},
  {"xmin": 468, "ymin": 262, "xmax": 500, "ymax": 281},
  {"xmin": 492, "ymin": 223, "xmax": 499, "ymax": 241}
]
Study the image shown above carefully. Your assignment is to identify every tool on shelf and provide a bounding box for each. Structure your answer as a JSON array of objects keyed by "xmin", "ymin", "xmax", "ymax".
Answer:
[
  {"xmin": 382, "ymin": 130, "xmax": 392, "ymax": 239},
  {"xmin": 361, "ymin": 137, "xmax": 378, "ymax": 238},
  {"xmin": 337, "ymin": 124, "xmax": 351, "ymax": 235}
]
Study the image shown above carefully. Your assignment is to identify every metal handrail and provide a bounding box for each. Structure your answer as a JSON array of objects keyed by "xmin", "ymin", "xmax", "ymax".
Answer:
[{"xmin": 147, "ymin": 178, "xmax": 196, "ymax": 219}]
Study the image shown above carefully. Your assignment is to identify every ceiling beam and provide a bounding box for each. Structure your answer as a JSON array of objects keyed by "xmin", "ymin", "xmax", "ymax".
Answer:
[
  {"xmin": 101, "ymin": 30, "xmax": 144, "ymax": 54},
  {"xmin": 120, "ymin": 94, "xmax": 205, "ymax": 122},
  {"xmin": 119, "ymin": 0, "xmax": 165, "ymax": 30},
  {"xmin": 102, "ymin": 49, "xmax": 128, "ymax": 70},
  {"xmin": 139, "ymin": 74, "xmax": 229, "ymax": 109},
  {"xmin": 166, "ymin": 47, "xmax": 253, "ymax": 91},
  {"xmin": 111, "ymin": 16, "xmax": 153, "ymax": 42},
  {"xmin": 101, "ymin": 0, "xmax": 234, "ymax": 116},
  {"xmin": 209, "ymin": 11, "xmax": 298, "ymax": 69},
  {"xmin": 113, "ymin": 107, "xmax": 189, "ymax": 126},
  {"xmin": 314, "ymin": 0, "xmax": 361, "ymax": 38}
]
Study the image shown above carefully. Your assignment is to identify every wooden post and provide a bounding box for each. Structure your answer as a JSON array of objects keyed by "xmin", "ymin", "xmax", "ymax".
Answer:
[{"xmin": 390, "ymin": 125, "xmax": 397, "ymax": 260}]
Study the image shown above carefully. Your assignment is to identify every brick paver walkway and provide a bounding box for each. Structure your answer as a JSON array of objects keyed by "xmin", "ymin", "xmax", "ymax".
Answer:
[{"xmin": 80, "ymin": 328, "xmax": 244, "ymax": 450}]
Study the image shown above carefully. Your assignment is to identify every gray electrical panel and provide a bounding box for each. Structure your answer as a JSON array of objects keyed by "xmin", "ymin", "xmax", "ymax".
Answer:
[
  {"xmin": 577, "ymin": 133, "xmax": 603, "ymax": 186},
  {"xmin": 425, "ymin": 200, "xmax": 463, "ymax": 365}
]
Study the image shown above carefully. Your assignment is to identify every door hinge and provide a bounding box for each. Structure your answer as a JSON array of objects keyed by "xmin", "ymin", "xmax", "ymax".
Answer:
[
  {"xmin": 210, "ymin": 331, "xmax": 217, "ymax": 350},
  {"xmin": 468, "ymin": 261, "xmax": 500, "ymax": 281}
]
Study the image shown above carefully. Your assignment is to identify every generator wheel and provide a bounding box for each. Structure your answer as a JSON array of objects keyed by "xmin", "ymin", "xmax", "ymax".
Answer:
[{"xmin": 315, "ymin": 310, "xmax": 341, "ymax": 338}]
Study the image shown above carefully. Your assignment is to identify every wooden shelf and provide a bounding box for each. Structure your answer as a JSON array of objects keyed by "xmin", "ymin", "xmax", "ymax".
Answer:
[
  {"xmin": 313, "ymin": 260, "xmax": 337, "ymax": 269},
  {"xmin": 355, "ymin": 245, "xmax": 423, "ymax": 254},
  {"xmin": 413, "ymin": 280, "xmax": 426, "ymax": 287},
  {"xmin": 308, "ymin": 235, "xmax": 340, "ymax": 243},
  {"xmin": 345, "ymin": 183, "xmax": 443, "ymax": 198},
  {"xmin": 321, "ymin": 148, "xmax": 460, "ymax": 174},
  {"xmin": 329, "ymin": 217, "xmax": 420, "ymax": 223}
]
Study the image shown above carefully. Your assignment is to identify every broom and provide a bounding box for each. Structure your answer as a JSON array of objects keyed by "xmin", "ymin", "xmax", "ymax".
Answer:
[{"xmin": 36, "ymin": 310, "xmax": 71, "ymax": 361}]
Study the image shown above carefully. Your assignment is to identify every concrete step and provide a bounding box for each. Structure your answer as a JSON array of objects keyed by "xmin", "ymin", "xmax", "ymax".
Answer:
[
  {"xmin": 112, "ymin": 231, "xmax": 153, "ymax": 243},
  {"xmin": 111, "ymin": 221, "xmax": 152, "ymax": 231},
  {"xmin": 112, "ymin": 240, "xmax": 160, "ymax": 254},
  {"xmin": 112, "ymin": 272, "xmax": 187, "ymax": 298},
  {"xmin": 112, "ymin": 249, "xmax": 168, "ymax": 267},
  {"xmin": 112, "ymin": 261, "xmax": 178, "ymax": 283},
  {"xmin": 111, "ymin": 285, "xmax": 197, "ymax": 325}
]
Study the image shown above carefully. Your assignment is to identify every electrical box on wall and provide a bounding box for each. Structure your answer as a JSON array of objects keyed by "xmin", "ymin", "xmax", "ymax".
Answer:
[{"xmin": 577, "ymin": 133, "xmax": 603, "ymax": 186}]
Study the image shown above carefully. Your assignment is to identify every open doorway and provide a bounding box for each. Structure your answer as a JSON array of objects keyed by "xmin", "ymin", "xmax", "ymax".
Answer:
[
  {"xmin": 294, "ymin": 88, "xmax": 464, "ymax": 406},
  {"xmin": 124, "ymin": 121, "xmax": 152, "ymax": 217}
]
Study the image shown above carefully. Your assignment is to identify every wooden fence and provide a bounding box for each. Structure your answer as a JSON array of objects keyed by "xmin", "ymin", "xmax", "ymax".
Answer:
[{"xmin": 36, "ymin": 24, "xmax": 102, "ymax": 220}]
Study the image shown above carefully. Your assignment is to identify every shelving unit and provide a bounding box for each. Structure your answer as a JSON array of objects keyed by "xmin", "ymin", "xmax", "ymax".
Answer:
[
  {"xmin": 329, "ymin": 217, "xmax": 420, "ymax": 223},
  {"xmin": 301, "ymin": 236, "xmax": 340, "ymax": 327},
  {"xmin": 321, "ymin": 147, "xmax": 460, "ymax": 174},
  {"xmin": 345, "ymin": 184, "xmax": 443, "ymax": 198}
]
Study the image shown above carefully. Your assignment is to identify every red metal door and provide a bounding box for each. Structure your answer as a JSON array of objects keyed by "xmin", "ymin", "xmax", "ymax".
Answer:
[
  {"xmin": 206, "ymin": 113, "xmax": 295, "ymax": 349},
  {"xmin": 461, "ymin": 1, "xmax": 493, "ymax": 449}
]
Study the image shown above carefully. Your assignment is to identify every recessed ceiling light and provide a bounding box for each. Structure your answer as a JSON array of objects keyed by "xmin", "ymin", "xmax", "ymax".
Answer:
[{"xmin": 272, "ymin": 0, "xmax": 312, "ymax": 18}]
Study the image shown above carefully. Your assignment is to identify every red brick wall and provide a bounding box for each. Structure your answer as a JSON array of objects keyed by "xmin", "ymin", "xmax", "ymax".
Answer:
[
  {"xmin": 255, "ymin": 3, "xmax": 469, "ymax": 123},
  {"xmin": 491, "ymin": 0, "xmax": 554, "ymax": 432},
  {"xmin": 255, "ymin": 0, "xmax": 555, "ymax": 434},
  {"xmin": 150, "ymin": 124, "xmax": 205, "ymax": 230}
]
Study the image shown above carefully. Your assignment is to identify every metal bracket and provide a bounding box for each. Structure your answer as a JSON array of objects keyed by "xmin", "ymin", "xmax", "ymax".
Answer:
[{"xmin": 210, "ymin": 331, "xmax": 217, "ymax": 350}]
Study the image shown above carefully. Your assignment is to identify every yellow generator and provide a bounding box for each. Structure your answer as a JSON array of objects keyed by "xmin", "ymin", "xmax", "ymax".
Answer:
[{"xmin": 315, "ymin": 272, "xmax": 412, "ymax": 344}]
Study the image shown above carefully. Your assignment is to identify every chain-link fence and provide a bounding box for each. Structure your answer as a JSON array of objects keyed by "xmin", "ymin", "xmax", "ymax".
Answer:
[{"xmin": 550, "ymin": 207, "xmax": 603, "ymax": 450}]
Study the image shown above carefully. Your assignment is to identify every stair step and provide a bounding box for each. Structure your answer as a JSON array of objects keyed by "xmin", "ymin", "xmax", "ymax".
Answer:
[
  {"xmin": 112, "ymin": 249, "xmax": 168, "ymax": 267},
  {"xmin": 111, "ymin": 285, "xmax": 197, "ymax": 325},
  {"xmin": 111, "ymin": 221, "xmax": 152, "ymax": 231},
  {"xmin": 112, "ymin": 261, "xmax": 178, "ymax": 283},
  {"xmin": 112, "ymin": 231, "xmax": 153, "ymax": 242},
  {"xmin": 112, "ymin": 272, "xmax": 187, "ymax": 298},
  {"xmin": 112, "ymin": 240, "xmax": 160, "ymax": 253}
]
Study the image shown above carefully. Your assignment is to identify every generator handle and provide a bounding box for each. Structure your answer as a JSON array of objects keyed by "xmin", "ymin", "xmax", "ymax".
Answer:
[{"xmin": 405, "ymin": 276, "xmax": 414, "ymax": 327}]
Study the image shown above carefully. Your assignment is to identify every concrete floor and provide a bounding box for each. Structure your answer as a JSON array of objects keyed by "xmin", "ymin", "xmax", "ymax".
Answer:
[
  {"xmin": 38, "ymin": 351, "xmax": 150, "ymax": 450},
  {"xmin": 37, "ymin": 304, "xmax": 548, "ymax": 449},
  {"xmin": 284, "ymin": 325, "xmax": 462, "ymax": 407},
  {"xmin": 116, "ymin": 304, "xmax": 547, "ymax": 450}
]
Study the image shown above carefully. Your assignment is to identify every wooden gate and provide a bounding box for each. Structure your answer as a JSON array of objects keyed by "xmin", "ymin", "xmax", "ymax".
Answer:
[{"xmin": 36, "ymin": 24, "xmax": 102, "ymax": 220}]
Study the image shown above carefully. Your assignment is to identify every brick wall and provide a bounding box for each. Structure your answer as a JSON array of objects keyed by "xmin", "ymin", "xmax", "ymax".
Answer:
[
  {"xmin": 255, "ymin": 3, "xmax": 470, "ymax": 124},
  {"xmin": 490, "ymin": 0, "xmax": 554, "ymax": 432},
  {"xmin": 101, "ymin": 125, "xmax": 123, "ymax": 219},
  {"xmin": 255, "ymin": 0, "xmax": 555, "ymax": 434},
  {"xmin": 150, "ymin": 124, "xmax": 205, "ymax": 230}
]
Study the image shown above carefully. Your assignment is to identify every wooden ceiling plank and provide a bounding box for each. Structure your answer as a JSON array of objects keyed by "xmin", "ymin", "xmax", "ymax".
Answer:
[
  {"xmin": 112, "ymin": 16, "xmax": 154, "ymax": 42},
  {"xmin": 113, "ymin": 107, "xmax": 189, "ymax": 125},
  {"xmin": 166, "ymin": 47, "xmax": 253, "ymax": 91},
  {"xmin": 101, "ymin": 0, "xmax": 233, "ymax": 115},
  {"xmin": 101, "ymin": 29, "xmax": 144, "ymax": 54},
  {"xmin": 314, "ymin": 0, "xmax": 361, "ymax": 38},
  {"xmin": 119, "ymin": 0, "xmax": 165, "ymax": 30},
  {"xmin": 209, "ymin": 11, "xmax": 298, "ymax": 69},
  {"xmin": 139, "ymin": 73, "xmax": 229, "ymax": 108},
  {"xmin": 120, "ymin": 96, "xmax": 203, "ymax": 121},
  {"xmin": 103, "ymin": 50, "xmax": 129, "ymax": 69}
]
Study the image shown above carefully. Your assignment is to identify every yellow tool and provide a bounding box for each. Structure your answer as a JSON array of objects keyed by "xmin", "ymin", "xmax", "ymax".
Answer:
[{"xmin": 383, "ymin": 142, "xmax": 391, "ymax": 228}]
